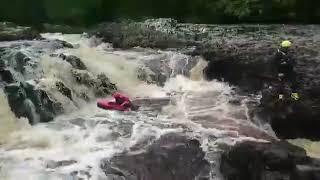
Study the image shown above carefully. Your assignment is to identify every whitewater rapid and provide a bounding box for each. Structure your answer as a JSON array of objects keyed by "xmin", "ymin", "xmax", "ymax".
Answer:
[{"xmin": 0, "ymin": 33, "xmax": 276, "ymax": 180}]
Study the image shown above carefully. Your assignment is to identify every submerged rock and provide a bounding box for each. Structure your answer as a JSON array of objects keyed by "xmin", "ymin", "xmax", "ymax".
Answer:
[
  {"xmin": 220, "ymin": 141, "xmax": 320, "ymax": 180},
  {"xmin": 46, "ymin": 160, "xmax": 77, "ymax": 169},
  {"xmin": 101, "ymin": 133, "xmax": 210, "ymax": 180}
]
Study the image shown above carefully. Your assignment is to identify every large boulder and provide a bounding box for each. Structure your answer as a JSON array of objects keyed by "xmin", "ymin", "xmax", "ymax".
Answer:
[
  {"xmin": 137, "ymin": 52, "xmax": 199, "ymax": 86},
  {"xmin": 90, "ymin": 19, "xmax": 192, "ymax": 49},
  {"xmin": 197, "ymin": 27, "xmax": 320, "ymax": 140},
  {"xmin": 101, "ymin": 133, "xmax": 210, "ymax": 180},
  {"xmin": 60, "ymin": 54, "xmax": 87, "ymax": 70},
  {"xmin": 50, "ymin": 53, "xmax": 87, "ymax": 70},
  {"xmin": 71, "ymin": 69, "xmax": 117, "ymax": 97},
  {"xmin": 0, "ymin": 22, "xmax": 40, "ymax": 41},
  {"xmin": 0, "ymin": 39, "xmax": 85, "ymax": 124},
  {"xmin": 220, "ymin": 141, "xmax": 320, "ymax": 180},
  {"xmin": 197, "ymin": 26, "xmax": 320, "ymax": 140},
  {"xmin": 4, "ymin": 82, "xmax": 63, "ymax": 124}
]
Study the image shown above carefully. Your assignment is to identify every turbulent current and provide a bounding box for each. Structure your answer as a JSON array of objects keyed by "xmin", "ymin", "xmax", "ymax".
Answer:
[{"xmin": 0, "ymin": 33, "xmax": 279, "ymax": 180}]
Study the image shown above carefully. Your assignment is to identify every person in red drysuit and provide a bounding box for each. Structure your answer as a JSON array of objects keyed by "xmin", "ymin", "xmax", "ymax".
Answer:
[{"xmin": 112, "ymin": 92, "xmax": 134, "ymax": 110}]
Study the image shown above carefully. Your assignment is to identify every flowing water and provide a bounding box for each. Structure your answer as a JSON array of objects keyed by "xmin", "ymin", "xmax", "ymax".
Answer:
[{"xmin": 0, "ymin": 33, "xmax": 277, "ymax": 180}]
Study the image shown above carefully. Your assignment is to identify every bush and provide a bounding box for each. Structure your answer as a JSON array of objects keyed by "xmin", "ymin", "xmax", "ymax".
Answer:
[{"xmin": 0, "ymin": 0, "xmax": 319, "ymax": 26}]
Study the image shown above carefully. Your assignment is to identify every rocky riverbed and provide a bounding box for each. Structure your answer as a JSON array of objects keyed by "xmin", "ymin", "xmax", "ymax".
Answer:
[
  {"xmin": 1, "ymin": 19, "xmax": 320, "ymax": 180},
  {"xmin": 90, "ymin": 18, "xmax": 320, "ymax": 140}
]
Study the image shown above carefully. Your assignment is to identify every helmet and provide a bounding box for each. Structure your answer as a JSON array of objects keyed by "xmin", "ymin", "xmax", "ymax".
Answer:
[
  {"xmin": 113, "ymin": 92, "xmax": 122, "ymax": 98},
  {"xmin": 280, "ymin": 40, "xmax": 292, "ymax": 48}
]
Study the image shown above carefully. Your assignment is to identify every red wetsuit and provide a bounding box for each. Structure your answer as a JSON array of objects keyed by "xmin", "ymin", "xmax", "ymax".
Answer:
[{"xmin": 112, "ymin": 92, "xmax": 132, "ymax": 110}]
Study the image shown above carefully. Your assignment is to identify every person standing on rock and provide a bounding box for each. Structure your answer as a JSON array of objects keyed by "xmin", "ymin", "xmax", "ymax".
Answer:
[{"xmin": 274, "ymin": 40, "xmax": 299, "ymax": 101}]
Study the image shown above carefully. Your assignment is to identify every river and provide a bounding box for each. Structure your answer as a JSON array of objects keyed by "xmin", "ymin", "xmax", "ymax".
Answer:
[{"xmin": 0, "ymin": 33, "xmax": 316, "ymax": 180}]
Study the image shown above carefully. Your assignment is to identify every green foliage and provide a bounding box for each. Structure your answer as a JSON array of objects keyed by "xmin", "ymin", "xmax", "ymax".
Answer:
[{"xmin": 0, "ymin": 0, "xmax": 319, "ymax": 27}]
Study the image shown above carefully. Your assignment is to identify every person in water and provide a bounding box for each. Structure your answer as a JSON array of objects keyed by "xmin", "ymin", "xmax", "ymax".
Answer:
[
  {"xmin": 112, "ymin": 92, "xmax": 139, "ymax": 111},
  {"xmin": 273, "ymin": 40, "xmax": 299, "ymax": 101}
]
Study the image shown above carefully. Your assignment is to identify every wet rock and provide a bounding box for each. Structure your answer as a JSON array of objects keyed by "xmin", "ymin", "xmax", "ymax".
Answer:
[
  {"xmin": 71, "ymin": 69, "xmax": 117, "ymax": 97},
  {"xmin": 52, "ymin": 39, "xmax": 74, "ymax": 49},
  {"xmin": 58, "ymin": 54, "xmax": 87, "ymax": 70},
  {"xmin": 95, "ymin": 73, "xmax": 117, "ymax": 96},
  {"xmin": 4, "ymin": 82, "xmax": 62, "ymax": 124},
  {"xmin": 137, "ymin": 67, "xmax": 152, "ymax": 83},
  {"xmin": 69, "ymin": 118, "xmax": 86, "ymax": 128},
  {"xmin": 0, "ymin": 58, "xmax": 5, "ymax": 69},
  {"xmin": 101, "ymin": 133, "xmax": 210, "ymax": 180},
  {"xmin": 96, "ymin": 132, "xmax": 122, "ymax": 142},
  {"xmin": 14, "ymin": 51, "xmax": 30, "ymax": 73},
  {"xmin": 0, "ymin": 48, "xmax": 42, "ymax": 84},
  {"xmin": 70, "ymin": 170, "xmax": 92, "ymax": 180},
  {"xmin": 90, "ymin": 19, "xmax": 189, "ymax": 49},
  {"xmin": 132, "ymin": 97, "xmax": 171, "ymax": 112},
  {"xmin": 0, "ymin": 22, "xmax": 40, "ymax": 41},
  {"xmin": 220, "ymin": 141, "xmax": 320, "ymax": 180},
  {"xmin": 46, "ymin": 160, "xmax": 77, "ymax": 169},
  {"xmin": 55, "ymin": 81, "xmax": 72, "ymax": 100},
  {"xmin": 137, "ymin": 66, "xmax": 169, "ymax": 87},
  {"xmin": 71, "ymin": 69, "xmax": 95, "ymax": 86},
  {"xmin": 79, "ymin": 92, "xmax": 90, "ymax": 102},
  {"xmin": 0, "ymin": 69, "xmax": 15, "ymax": 83},
  {"xmin": 136, "ymin": 52, "xmax": 199, "ymax": 86},
  {"xmin": 0, "ymin": 37, "xmax": 110, "ymax": 125}
]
